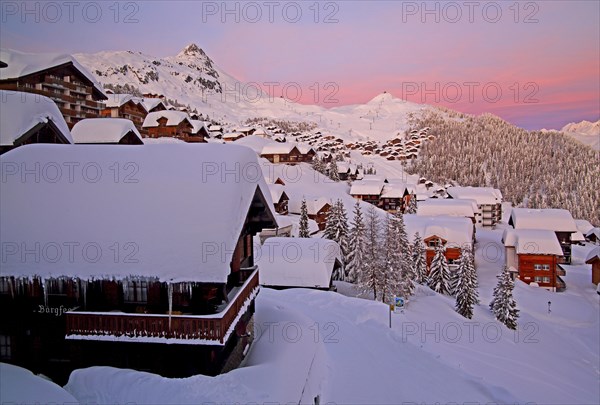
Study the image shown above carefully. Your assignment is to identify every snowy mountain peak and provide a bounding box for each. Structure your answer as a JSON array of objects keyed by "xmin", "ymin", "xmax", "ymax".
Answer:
[
  {"xmin": 177, "ymin": 43, "xmax": 208, "ymax": 59},
  {"xmin": 561, "ymin": 119, "xmax": 600, "ymax": 136},
  {"xmin": 367, "ymin": 92, "xmax": 394, "ymax": 104}
]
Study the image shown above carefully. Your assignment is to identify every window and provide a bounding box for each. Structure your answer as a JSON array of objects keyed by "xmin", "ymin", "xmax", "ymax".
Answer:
[
  {"xmin": 534, "ymin": 264, "xmax": 542, "ymax": 270},
  {"xmin": 542, "ymin": 264, "xmax": 550, "ymax": 270},
  {"xmin": 0, "ymin": 335, "xmax": 11, "ymax": 360},
  {"xmin": 543, "ymin": 277, "xmax": 550, "ymax": 283},
  {"xmin": 534, "ymin": 276, "xmax": 542, "ymax": 283},
  {"xmin": 125, "ymin": 281, "xmax": 148, "ymax": 303}
]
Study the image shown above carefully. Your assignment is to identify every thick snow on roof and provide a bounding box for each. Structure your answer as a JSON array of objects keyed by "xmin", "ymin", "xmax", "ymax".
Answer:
[
  {"xmin": 510, "ymin": 208, "xmax": 578, "ymax": 232},
  {"xmin": 0, "ymin": 144, "xmax": 276, "ymax": 282},
  {"xmin": 189, "ymin": 119, "xmax": 208, "ymax": 135},
  {"xmin": 380, "ymin": 184, "xmax": 406, "ymax": 199},
  {"xmin": 71, "ymin": 118, "xmax": 142, "ymax": 144},
  {"xmin": 586, "ymin": 227, "xmax": 600, "ymax": 240},
  {"xmin": 142, "ymin": 110, "xmax": 190, "ymax": 127},
  {"xmin": 0, "ymin": 90, "xmax": 72, "ymax": 145},
  {"xmin": 269, "ymin": 184, "xmax": 287, "ymax": 203},
  {"xmin": 575, "ymin": 219, "xmax": 594, "ymax": 235},
  {"xmin": 142, "ymin": 137, "xmax": 186, "ymax": 144},
  {"xmin": 296, "ymin": 144, "xmax": 315, "ymax": 154},
  {"xmin": 446, "ymin": 186, "xmax": 502, "ymax": 205},
  {"xmin": 104, "ymin": 93, "xmax": 133, "ymax": 108},
  {"xmin": 258, "ymin": 237, "xmax": 340, "ymax": 288},
  {"xmin": 235, "ymin": 135, "xmax": 277, "ymax": 154},
  {"xmin": 0, "ymin": 48, "xmax": 105, "ymax": 97},
  {"xmin": 137, "ymin": 97, "xmax": 166, "ymax": 113},
  {"xmin": 417, "ymin": 199, "xmax": 477, "ymax": 218},
  {"xmin": 222, "ymin": 132, "xmax": 244, "ymax": 139},
  {"xmin": 350, "ymin": 180, "xmax": 384, "ymax": 196},
  {"xmin": 404, "ymin": 215, "xmax": 474, "ymax": 247},
  {"xmin": 0, "ymin": 363, "xmax": 79, "ymax": 404},
  {"xmin": 261, "ymin": 143, "xmax": 299, "ymax": 155},
  {"xmin": 288, "ymin": 196, "xmax": 331, "ymax": 216},
  {"xmin": 503, "ymin": 229, "xmax": 564, "ymax": 255},
  {"xmin": 585, "ymin": 247, "xmax": 600, "ymax": 263}
]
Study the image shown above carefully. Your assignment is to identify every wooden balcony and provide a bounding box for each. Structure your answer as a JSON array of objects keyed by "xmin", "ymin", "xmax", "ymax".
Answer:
[{"xmin": 65, "ymin": 269, "xmax": 259, "ymax": 344}]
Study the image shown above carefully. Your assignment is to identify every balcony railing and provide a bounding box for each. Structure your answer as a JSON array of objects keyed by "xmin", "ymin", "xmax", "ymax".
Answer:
[{"xmin": 65, "ymin": 269, "xmax": 259, "ymax": 344}]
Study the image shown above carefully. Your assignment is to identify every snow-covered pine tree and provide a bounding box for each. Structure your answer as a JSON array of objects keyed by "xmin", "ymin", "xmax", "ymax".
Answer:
[
  {"xmin": 298, "ymin": 199, "xmax": 310, "ymax": 238},
  {"xmin": 324, "ymin": 200, "xmax": 349, "ymax": 280},
  {"xmin": 411, "ymin": 232, "xmax": 427, "ymax": 284},
  {"xmin": 427, "ymin": 244, "xmax": 451, "ymax": 295},
  {"xmin": 404, "ymin": 195, "xmax": 418, "ymax": 214},
  {"xmin": 329, "ymin": 160, "xmax": 340, "ymax": 182},
  {"xmin": 490, "ymin": 266, "xmax": 519, "ymax": 330},
  {"xmin": 312, "ymin": 157, "xmax": 326, "ymax": 174},
  {"xmin": 345, "ymin": 200, "xmax": 365, "ymax": 283},
  {"xmin": 454, "ymin": 246, "xmax": 479, "ymax": 319},
  {"xmin": 393, "ymin": 210, "xmax": 414, "ymax": 297},
  {"xmin": 359, "ymin": 205, "xmax": 382, "ymax": 300},
  {"xmin": 381, "ymin": 215, "xmax": 402, "ymax": 303}
]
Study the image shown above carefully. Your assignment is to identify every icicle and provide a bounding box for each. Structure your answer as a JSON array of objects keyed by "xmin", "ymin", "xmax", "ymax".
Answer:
[
  {"xmin": 42, "ymin": 278, "xmax": 48, "ymax": 307},
  {"xmin": 167, "ymin": 282, "xmax": 173, "ymax": 331},
  {"xmin": 82, "ymin": 280, "xmax": 88, "ymax": 310},
  {"xmin": 188, "ymin": 282, "xmax": 192, "ymax": 301}
]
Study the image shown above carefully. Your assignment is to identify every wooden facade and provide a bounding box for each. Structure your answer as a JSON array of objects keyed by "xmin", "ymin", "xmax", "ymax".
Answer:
[
  {"xmin": 145, "ymin": 117, "xmax": 204, "ymax": 142},
  {"xmin": 101, "ymin": 99, "xmax": 148, "ymax": 136},
  {"xmin": 423, "ymin": 236, "xmax": 463, "ymax": 271},
  {"xmin": 261, "ymin": 146, "xmax": 303, "ymax": 164},
  {"xmin": 0, "ymin": 63, "xmax": 107, "ymax": 128},
  {"xmin": 0, "ymin": 120, "xmax": 71, "ymax": 155},
  {"xmin": 586, "ymin": 255, "xmax": 600, "ymax": 285},
  {"xmin": 311, "ymin": 203, "xmax": 331, "ymax": 231},
  {"xmin": 516, "ymin": 254, "xmax": 562, "ymax": 291},
  {"xmin": 273, "ymin": 192, "xmax": 289, "ymax": 215}
]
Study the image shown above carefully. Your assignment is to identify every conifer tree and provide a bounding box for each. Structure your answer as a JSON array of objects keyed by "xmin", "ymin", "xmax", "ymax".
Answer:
[
  {"xmin": 298, "ymin": 199, "xmax": 310, "ymax": 238},
  {"xmin": 490, "ymin": 266, "xmax": 519, "ymax": 330},
  {"xmin": 411, "ymin": 232, "xmax": 427, "ymax": 284},
  {"xmin": 427, "ymin": 244, "xmax": 451, "ymax": 295},
  {"xmin": 454, "ymin": 246, "xmax": 479, "ymax": 319},
  {"xmin": 345, "ymin": 200, "xmax": 366, "ymax": 283},
  {"xmin": 359, "ymin": 205, "xmax": 382, "ymax": 300}
]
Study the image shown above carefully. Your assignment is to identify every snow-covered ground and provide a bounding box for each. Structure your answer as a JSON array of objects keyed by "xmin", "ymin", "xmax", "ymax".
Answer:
[{"xmin": 63, "ymin": 230, "xmax": 599, "ymax": 404}]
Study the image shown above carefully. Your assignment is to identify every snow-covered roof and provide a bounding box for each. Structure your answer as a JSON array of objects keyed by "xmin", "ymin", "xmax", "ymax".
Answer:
[
  {"xmin": 350, "ymin": 181, "xmax": 384, "ymax": 196},
  {"xmin": 189, "ymin": 120, "xmax": 208, "ymax": 135},
  {"xmin": 510, "ymin": 208, "xmax": 578, "ymax": 232},
  {"xmin": 585, "ymin": 247, "xmax": 600, "ymax": 263},
  {"xmin": 404, "ymin": 215, "xmax": 474, "ymax": 247},
  {"xmin": 503, "ymin": 229, "xmax": 564, "ymax": 255},
  {"xmin": 446, "ymin": 186, "xmax": 502, "ymax": 205},
  {"xmin": 417, "ymin": 199, "xmax": 477, "ymax": 218},
  {"xmin": 575, "ymin": 219, "xmax": 594, "ymax": 235},
  {"xmin": 137, "ymin": 97, "xmax": 167, "ymax": 113},
  {"xmin": 296, "ymin": 144, "xmax": 315, "ymax": 154},
  {"xmin": 0, "ymin": 144, "xmax": 276, "ymax": 283},
  {"xmin": 269, "ymin": 184, "xmax": 287, "ymax": 203},
  {"xmin": 585, "ymin": 227, "xmax": 600, "ymax": 240},
  {"xmin": 261, "ymin": 143, "xmax": 299, "ymax": 155},
  {"xmin": 208, "ymin": 125, "xmax": 222, "ymax": 132},
  {"xmin": 0, "ymin": 90, "xmax": 72, "ymax": 145},
  {"xmin": 288, "ymin": 197, "xmax": 331, "ymax": 216},
  {"xmin": 0, "ymin": 48, "xmax": 105, "ymax": 98},
  {"xmin": 235, "ymin": 135, "xmax": 277, "ymax": 154},
  {"xmin": 71, "ymin": 118, "xmax": 143, "ymax": 144},
  {"xmin": 142, "ymin": 111, "xmax": 191, "ymax": 128},
  {"xmin": 222, "ymin": 132, "xmax": 244, "ymax": 140},
  {"xmin": 0, "ymin": 363, "xmax": 79, "ymax": 404},
  {"xmin": 104, "ymin": 93, "xmax": 133, "ymax": 108},
  {"xmin": 258, "ymin": 237, "xmax": 341, "ymax": 288},
  {"xmin": 380, "ymin": 184, "xmax": 406, "ymax": 199}
]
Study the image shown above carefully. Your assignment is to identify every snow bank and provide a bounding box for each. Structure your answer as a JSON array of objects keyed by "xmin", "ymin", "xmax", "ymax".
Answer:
[{"xmin": 0, "ymin": 363, "xmax": 79, "ymax": 404}]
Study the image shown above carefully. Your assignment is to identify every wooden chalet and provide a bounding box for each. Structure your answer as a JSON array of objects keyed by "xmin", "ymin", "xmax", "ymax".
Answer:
[
  {"xmin": 379, "ymin": 183, "xmax": 416, "ymax": 213},
  {"xmin": 0, "ymin": 144, "xmax": 277, "ymax": 384},
  {"xmin": 350, "ymin": 181, "xmax": 384, "ymax": 206},
  {"xmin": 0, "ymin": 49, "xmax": 107, "ymax": 128},
  {"xmin": 222, "ymin": 132, "xmax": 245, "ymax": 142},
  {"xmin": 100, "ymin": 93, "xmax": 148, "ymax": 136},
  {"xmin": 142, "ymin": 111, "xmax": 204, "ymax": 143},
  {"xmin": 138, "ymin": 97, "xmax": 167, "ymax": 114},
  {"xmin": 405, "ymin": 215, "xmax": 474, "ymax": 271},
  {"xmin": 288, "ymin": 197, "xmax": 331, "ymax": 231},
  {"xmin": 509, "ymin": 208, "xmax": 579, "ymax": 264},
  {"xmin": 585, "ymin": 248, "xmax": 600, "ymax": 285},
  {"xmin": 0, "ymin": 90, "xmax": 72, "ymax": 154},
  {"xmin": 269, "ymin": 185, "xmax": 289, "ymax": 215},
  {"xmin": 71, "ymin": 118, "xmax": 144, "ymax": 145},
  {"xmin": 503, "ymin": 229, "xmax": 566, "ymax": 292},
  {"xmin": 260, "ymin": 143, "xmax": 303, "ymax": 164}
]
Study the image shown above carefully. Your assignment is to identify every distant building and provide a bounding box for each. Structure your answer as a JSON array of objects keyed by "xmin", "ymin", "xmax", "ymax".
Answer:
[
  {"xmin": 288, "ymin": 197, "xmax": 331, "ymax": 230},
  {"xmin": 585, "ymin": 248, "xmax": 600, "ymax": 285},
  {"xmin": 0, "ymin": 90, "xmax": 72, "ymax": 154},
  {"xmin": 446, "ymin": 186, "xmax": 502, "ymax": 228},
  {"xmin": 100, "ymin": 94, "xmax": 148, "ymax": 136},
  {"xmin": 350, "ymin": 181, "xmax": 384, "ymax": 206},
  {"xmin": 142, "ymin": 111, "xmax": 204, "ymax": 143},
  {"xmin": 0, "ymin": 49, "xmax": 107, "ymax": 128}
]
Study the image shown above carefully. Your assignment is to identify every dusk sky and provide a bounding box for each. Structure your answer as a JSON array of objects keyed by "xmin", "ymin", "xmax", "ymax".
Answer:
[{"xmin": 1, "ymin": 0, "xmax": 598, "ymax": 130}]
